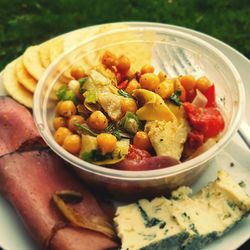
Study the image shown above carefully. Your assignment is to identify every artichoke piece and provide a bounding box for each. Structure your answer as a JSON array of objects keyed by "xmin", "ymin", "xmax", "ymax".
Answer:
[
  {"xmin": 80, "ymin": 135, "xmax": 129, "ymax": 165},
  {"xmin": 133, "ymin": 89, "xmax": 176, "ymax": 122},
  {"xmin": 52, "ymin": 192, "xmax": 115, "ymax": 239},
  {"xmin": 98, "ymin": 92, "xmax": 123, "ymax": 121},
  {"xmin": 83, "ymin": 90, "xmax": 101, "ymax": 112},
  {"xmin": 83, "ymin": 69, "xmax": 116, "ymax": 93},
  {"xmin": 118, "ymin": 112, "xmax": 142, "ymax": 134},
  {"xmin": 80, "ymin": 135, "xmax": 98, "ymax": 157},
  {"xmin": 93, "ymin": 139, "xmax": 130, "ymax": 165},
  {"xmin": 54, "ymin": 190, "xmax": 83, "ymax": 204},
  {"xmin": 145, "ymin": 120, "xmax": 189, "ymax": 160}
]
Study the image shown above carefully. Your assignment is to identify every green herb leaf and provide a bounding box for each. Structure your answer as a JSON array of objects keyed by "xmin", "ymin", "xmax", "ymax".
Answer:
[
  {"xmin": 81, "ymin": 151, "xmax": 94, "ymax": 162},
  {"xmin": 170, "ymin": 90, "xmax": 182, "ymax": 106},
  {"xmin": 75, "ymin": 123, "xmax": 97, "ymax": 137},
  {"xmin": 118, "ymin": 89, "xmax": 132, "ymax": 98},
  {"xmin": 56, "ymin": 85, "xmax": 77, "ymax": 103},
  {"xmin": 81, "ymin": 149, "xmax": 112, "ymax": 162},
  {"xmin": 79, "ymin": 77, "xmax": 88, "ymax": 87},
  {"xmin": 65, "ymin": 90, "xmax": 77, "ymax": 103},
  {"xmin": 56, "ymin": 85, "xmax": 67, "ymax": 100},
  {"xmin": 79, "ymin": 77, "xmax": 88, "ymax": 93},
  {"xmin": 105, "ymin": 123, "xmax": 121, "ymax": 140}
]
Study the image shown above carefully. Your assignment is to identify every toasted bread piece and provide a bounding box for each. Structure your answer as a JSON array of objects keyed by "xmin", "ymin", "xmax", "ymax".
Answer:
[
  {"xmin": 16, "ymin": 57, "xmax": 37, "ymax": 93},
  {"xmin": 3, "ymin": 60, "xmax": 33, "ymax": 108},
  {"xmin": 23, "ymin": 45, "xmax": 45, "ymax": 80}
]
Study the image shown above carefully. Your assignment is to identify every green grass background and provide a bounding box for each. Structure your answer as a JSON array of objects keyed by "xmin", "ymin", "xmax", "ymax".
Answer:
[{"xmin": 0, "ymin": 0, "xmax": 249, "ymax": 70}]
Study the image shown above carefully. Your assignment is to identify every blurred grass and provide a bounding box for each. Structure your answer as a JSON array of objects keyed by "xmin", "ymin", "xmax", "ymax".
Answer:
[{"xmin": 0, "ymin": 0, "xmax": 249, "ymax": 70}]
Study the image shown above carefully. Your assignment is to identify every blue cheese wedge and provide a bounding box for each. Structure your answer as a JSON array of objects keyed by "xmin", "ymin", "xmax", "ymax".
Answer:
[
  {"xmin": 114, "ymin": 171, "xmax": 250, "ymax": 250},
  {"xmin": 114, "ymin": 197, "xmax": 188, "ymax": 250},
  {"xmin": 170, "ymin": 171, "xmax": 250, "ymax": 249}
]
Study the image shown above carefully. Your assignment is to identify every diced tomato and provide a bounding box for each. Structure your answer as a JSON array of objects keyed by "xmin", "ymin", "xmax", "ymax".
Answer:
[
  {"xmin": 183, "ymin": 102, "xmax": 225, "ymax": 139},
  {"xmin": 115, "ymin": 71, "xmax": 123, "ymax": 83},
  {"xmin": 202, "ymin": 84, "xmax": 216, "ymax": 107},
  {"xmin": 188, "ymin": 130, "xmax": 204, "ymax": 150},
  {"xmin": 186, "ymin": 88, "xmax": 196, "ymax": 102},
  {"xmin": 125, "ymin": 145, "xmax": 151, "ymax": 161},
  {"xmin": 118, "ymin": 79, "xmax": 129, "ymax": 89}
]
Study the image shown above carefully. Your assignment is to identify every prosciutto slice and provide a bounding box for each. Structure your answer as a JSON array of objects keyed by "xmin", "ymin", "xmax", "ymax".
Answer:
[
  {"xmin": 0, "ymin": 97, "xmax": 41, "ymax": 156},
  {"xmin": 114, "ymin": 156, "xmax": 180, "ymax": 171},
  {"xmin": 0, "ymin": 149, "xmax": 118, "ymax": 250}
]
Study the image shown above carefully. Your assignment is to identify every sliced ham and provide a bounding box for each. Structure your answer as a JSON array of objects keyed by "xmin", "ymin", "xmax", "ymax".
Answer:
[
  {"xmin": 114, "ymin": 156, "xmax": 180, "ymax": 171},
  {"xmin": 0, "ymin": 97, "xmax": 42, "ymax": 156},
  {"xmin": 114, "ymin": 145, "xmax": 180, "ymax": 171},
  {"xmin": 0, "ymin": 149, "xmax": 118, "ymax": 250}
]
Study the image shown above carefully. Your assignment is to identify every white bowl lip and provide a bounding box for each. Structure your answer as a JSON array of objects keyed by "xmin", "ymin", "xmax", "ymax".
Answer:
[{"xmin": 34, "ymin": 24, "xmax": 246, "ymax": 181}]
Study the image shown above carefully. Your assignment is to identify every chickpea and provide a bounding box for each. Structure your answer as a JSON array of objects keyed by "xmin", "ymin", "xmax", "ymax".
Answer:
[
  {"xmin": 55, "ymin": 101, "xmax": 62, "ymax": 115},
  {"xmin": 125, "ymin": 79, "xmax": 141, "ymax": 95},
  {"xmin": 68, "ymin": 79, "xmax": 80, "ymax": 95},
  {"xmin": 102, "ymin": 51, "xmax": 117, "ymax": 68},
  {"xmin": 133, "ymin": 131, "xmax": 152, "ymax": 151},
  {"xmin": 179, "ymin": 75, "xmax": 196, "ymax": 91},
  {"xmin": 54, "ymin": 127, "xmax": 72, "ymax": 145},
  {"xmin": 121, "ymin": 98, "xmax": 138, "ymax": 114},
  {"xmin": 67, "ymin": 115, "xmax": 85, "ymax": 133},
  {"xmin": 58, "ymin": 100, "xmax": 76, "ymax": 118},
  {"xmin": 172, "ymin": 78, "xmax": 186, "ymax": 102},
  {"xmin": 53, "ymin": 117, "xmax": 66, "ymax": 130},
  {"xmin": 70, "ymin": 66, "xmax": 86, "ymax": 80},
  {"xmin": 62, "ymin": 134, "xmax": 81, "ymax": 154},
  {"xmin": 141, "ymin": 64, "xmax": 154, "ymax": 74},
  {"xmin": 155, "ymin": 80, "xmax": 174, "ymax": 99},
  {"xmin": 158, "ymin": 71, "xmax": 167, "ymax": 82},
  {"xmin": 88, "ymin": 111, "xmax": 108, "ymax": 130},
  {"xmin": 116, "ymin": 55, "xmax": 130, "ymax": 73},
  {"xmin": 196, "ymin": 76, "xmax": 211, "ymax": 92},
  {"xmin": 139, "ymin": 73, "xmax": 160, "ymax": 91},
  {"xmin": 126, "ymin": 70, "xmax": 135, "ymax": 79},
  {"xmin": 97, "ymin": 133, "xmax": 117, "ymax": 154}
]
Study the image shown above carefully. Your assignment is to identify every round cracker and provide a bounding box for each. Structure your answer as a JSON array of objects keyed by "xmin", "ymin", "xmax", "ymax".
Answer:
[
  {"xmin": 2, "ymin": 60, "xmax": 33, "ymax": 108},
  {"xmin": 23, "ymin": 45, "xmax": 45, "ymax": 80},
  {"xmin": 16, "ymin": 57, "xmax": 37, "ymax": 93},
  {"xmin": 49, "ymin": 37, "xmax": 64, "ymax": 63},
  {"xmin": 63, "ymin": 24, "xmax": 132, "ymax": 73},
  {"xmin": 98, "ymin": 24, "xmax": 152, "ymax": 71},
  {"xmin": 63, "ymin": 27, "xmax": 102, "ymax": 72},
  {"xmin": 39, "ymin": 40, "xmax": 53, "ymax": 68}
]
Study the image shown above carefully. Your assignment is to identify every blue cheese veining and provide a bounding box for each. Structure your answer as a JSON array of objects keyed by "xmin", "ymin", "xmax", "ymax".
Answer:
[{"xmin": 114, "ymin": 171, "xmax": 250, "ymax": 250}]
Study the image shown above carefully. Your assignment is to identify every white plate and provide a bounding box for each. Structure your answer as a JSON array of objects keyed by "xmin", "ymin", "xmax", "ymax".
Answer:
[{"xmin": 0, "ymin": 22, "xmax": 249, "ymax": 250}]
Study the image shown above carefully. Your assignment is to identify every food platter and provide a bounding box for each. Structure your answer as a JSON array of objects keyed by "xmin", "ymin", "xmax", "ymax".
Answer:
[{"xmin": 0, "ymin": 22, "xmax": 249, "ymax": 250}]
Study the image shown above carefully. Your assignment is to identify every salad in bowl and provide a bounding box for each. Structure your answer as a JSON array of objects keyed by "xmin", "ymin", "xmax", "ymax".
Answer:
[{"xmin": 52, "ymin": 50, "xmax": 225, "ymax": 171}]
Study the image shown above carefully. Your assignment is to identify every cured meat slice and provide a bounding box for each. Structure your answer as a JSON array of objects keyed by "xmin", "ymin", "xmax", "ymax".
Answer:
[
  {"xmin": 0, "ymin": 97, "xmax": 41, "ymax": 156},
  {"xmin": 114, "ymin": 156, "xmax": 180, "ymax": 171},
  {"xmin": 0, "ymin": 149, "xmax": 118, "ymax": 250}
]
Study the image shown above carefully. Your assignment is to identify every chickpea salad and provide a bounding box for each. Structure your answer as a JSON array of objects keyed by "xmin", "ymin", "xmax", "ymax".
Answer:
[{"xmin": 53, "ymin": 51, "xmax": 225, "ymax": 170}]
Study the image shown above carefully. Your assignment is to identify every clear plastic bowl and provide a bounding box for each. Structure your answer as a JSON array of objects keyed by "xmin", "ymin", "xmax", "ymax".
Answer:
[{"xmin": 34, "ymin": 26, "xmax": 245, "ymax": 199}]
